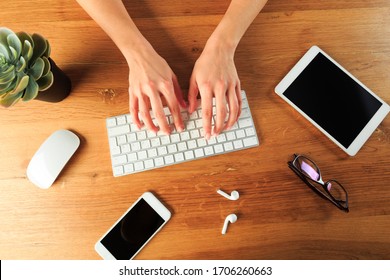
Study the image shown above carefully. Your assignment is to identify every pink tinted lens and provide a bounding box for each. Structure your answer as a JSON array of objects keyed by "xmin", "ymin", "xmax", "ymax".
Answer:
[{"xmin": 300, "ymin": 160, "xmax": 320, "ymax": 180}]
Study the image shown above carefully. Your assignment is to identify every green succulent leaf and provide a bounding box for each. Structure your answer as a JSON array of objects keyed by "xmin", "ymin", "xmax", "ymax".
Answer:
[
  {"xmin": 23, "ymin": 76, "xmax": 39, "ymax": 101},
  {"xmin": 0, "ymin": 65, "xmax": 15, "ymax": 84},
  {"xmin": 41, "ymin": 56, "xmax": 51, "ymax": 77},
  {"xmin": 30, "ymin": 33, "xmax": 47, "ymax": 65},
  {"xmin": 0, "ymin": 80, "xmax": 14, "ymax": 95},
  {"xmin": 7, "ymin": 33, "xmax": 22, "ymax": 62},
  {"xmin": 28, "ymin": 57, "xmax": 44, "ymax": 80},
  {"xmin": 0, "ymin": 27, "xmax": 13, "ymax": 47},
  {"xmin": 0, "ymin": 44, "xmax": 10, "ymax": 61},
  {"xmin": 9, "ymin": 46, "xmax": 19, "ymax": 63},
  {"xmin": 16, "ymin": 56, "xmax": 26, "ymax": 72},
  {"xmin": 37, "ymin": 71, "xmax": 53, "ymax": 91},
  {"xmin": 8, "ymin": 74, "xmax": 29, "ymax": 96},
  {"xmin": 44, "ymin": 39, "xmax": 51, "ymax": 58},
  {"xmin": 21, "ymin": 40, "xmax": 33, "ymax": 62},
  {"xmin": 16, "ymin": 32, "xmax": 34, "ymax": 49},
  {"xmin": 0, "ymin": 91, "xmax": 23, "ymax": 107}
]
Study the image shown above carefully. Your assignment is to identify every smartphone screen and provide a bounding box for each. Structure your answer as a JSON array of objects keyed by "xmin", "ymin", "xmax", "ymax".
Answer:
[{"xmin": 97, "ymin": 195, "xmax": 167, "ymax": 260}]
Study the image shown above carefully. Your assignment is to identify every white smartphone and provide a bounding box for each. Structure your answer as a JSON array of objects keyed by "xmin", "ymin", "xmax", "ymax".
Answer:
[
  {"xmin": 275, "ymin": 45, "xmax": 390, "ymax": 156},
  {"xmin": 95, "ymin": 192, "xmax": 171, "ymax": 260}
]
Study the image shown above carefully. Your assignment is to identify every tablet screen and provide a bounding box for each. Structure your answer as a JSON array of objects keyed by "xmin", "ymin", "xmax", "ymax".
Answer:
[{"xmin": 283, "ymin": 52, "xmax": 382, "ymax": 148}]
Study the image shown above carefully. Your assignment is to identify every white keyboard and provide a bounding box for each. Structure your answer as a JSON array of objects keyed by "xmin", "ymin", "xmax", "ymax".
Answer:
[{"xmin": 106, "ymin": 91, "xmax": 259, "ymax": 176}]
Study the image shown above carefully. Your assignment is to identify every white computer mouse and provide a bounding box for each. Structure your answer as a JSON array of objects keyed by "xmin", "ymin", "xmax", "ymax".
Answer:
[{"xmin": 27, "ymin": 129, "xmax": 80, "ymax": 189}]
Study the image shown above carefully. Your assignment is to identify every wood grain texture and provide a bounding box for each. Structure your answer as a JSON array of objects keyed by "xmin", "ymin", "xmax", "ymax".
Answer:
[{"xmin": 0, "ymin": 0, "xmax": 389, "ymax": 259}]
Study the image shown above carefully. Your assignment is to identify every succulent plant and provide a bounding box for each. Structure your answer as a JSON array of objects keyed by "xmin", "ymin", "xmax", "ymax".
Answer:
[{"xmin": 0, "ymin": 27, "xmax": 53, "ymax": 107}]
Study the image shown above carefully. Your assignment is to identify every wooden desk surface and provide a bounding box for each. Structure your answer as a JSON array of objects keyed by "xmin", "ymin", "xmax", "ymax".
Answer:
[{"xmin": 1, "ymin": 0, "xmax": 389, "ymax": 260}]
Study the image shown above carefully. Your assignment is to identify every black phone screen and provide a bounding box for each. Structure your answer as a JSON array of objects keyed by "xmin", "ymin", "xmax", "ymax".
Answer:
[
  {"xmin": 283, "ymin": 52, "xmax": 382, "ymax": 148},
  {"xmin": 101, "ymin": 198, "xmax": 165, "ymax": 260}
]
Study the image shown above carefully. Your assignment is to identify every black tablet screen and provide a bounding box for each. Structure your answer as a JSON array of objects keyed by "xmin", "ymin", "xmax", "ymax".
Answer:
[{"xmin": 283, "ymin": 53, "xmax": 382, "ymax": 148}]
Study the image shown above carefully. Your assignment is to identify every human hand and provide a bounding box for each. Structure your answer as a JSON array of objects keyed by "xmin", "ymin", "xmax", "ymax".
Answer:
[
  {"xmin": 127, "ymin": 43, "xmax": 187, "ymax": 135},
  {"xmin": 188, "ymin": 44, "xmax": 242, "ymax": 140}
]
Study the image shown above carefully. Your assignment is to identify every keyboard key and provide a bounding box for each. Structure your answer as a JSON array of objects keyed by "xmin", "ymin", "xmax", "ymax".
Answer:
[
  {"xmin": 187, "ymin": 140, "xmax": 197, "ymax": 149},
  {"xmin": 137, "ymin": 150, "xmax": 147, "ymax": 160},
  {"xmin": 177, "ymin": 142, "xmax": 187, "ymax": 151},
  {"xmin": 214, "ymin": 144, "xmax": 224, "ymax": 154},
  {"xmin": 190, "ymin": 129, "xmax": 200, "ymax": 139},
  {"xmin": 167, "ymin": 144, "xmax": 178, "ymax": 153},
  {"xmin": 224, "ymin": 142, "xmax": 234, "ymax": 151},
  {"xmin": 157, "ymin": 146, "xmax": 168, "ymax": 155},
  {"xmin": 233, "ymin": 140, "xmax": 244, "ymax": 149},
  {"xmin": 111, "ymin": 146, "xmax": 121, "ymax": 156},
  {"xmin": 121, "ymin": 144, "xmax": 131, "ymax": 154},
  {"xmin": 226, "ymin": 131, "xmax": 236, "ymax": 141},
  {"xmin": 194, "ymin": 148, "xmax": 205, "ymax": 157},
  {"xmin": 108, "ymin": 125, "xmax": 130, "ymax": 136},
  {"xmin": 131, "ymin": 142, "xmax": 141, "ymax": 151},
  {"xmin": 164, "ymin": 155, "xmax": 174, "ymax": 164},
  {"xmin": 151, "ymin": 138, "xmax": 161, "ymax": 147},
  {"xmin": 134, "ymin": 162, "xmax": 144, "ymax": 171},
  {"xmin": 117, "ymin": 116, "xmax": 127, "ymax": 125},
  {"xmin": 113, "ymin": 166, "xmax": 124, "ymax": 176},
  {"xmin": 112, "ymin": 155, "xmax": 127, "ymax": 166},
  {"xmin": 184, "ymin": 150, "xmax": 195, "ymax": 160},
  {"xmin": 243, "ymin": 136, "xmax": 258, "ymax": 147},
  {"xmin": 147, "ymin": 148, "xmax": 157, "ymax": 158},
  {"xmin": 127, "ymin": 133, "xmax": 137, "ymax": 142},
  {"xmin": 245, "ymin": 127, "xmax": 256, "ymax": 136},
  {"xmin": 128, "ymin": 153, "xmax": 137, "ymax": 161},
  {"xmin": 197, "ymin": 138, "xmax": 207, "ymax": 147},
  {"xmin": 236, "ymin": 129, "xmax": 245, "ymax": 139},
  {"xmin": 155, "ymin": 157, "xmax": 164, "ymax": 166},
  {"xmin": 204, "ymin": 146, "xmax": 214, "ymax": 155},
  {"xmin": 124, "ymin": 164, "xmax": 134, "ymax": 173},
  {"xmin": 141, "ymin": 140, "xmax": 151, "ymax": 149},
  {"xmin": 238, "ymin": 118, "xmax": 253, "ymax": 128},
  {"xmin": 107, "ymin": 118, "xmax": 117, "ymax": 127},
  {"xmin": 174, "ymin": 153, "xmax": 185, "ymax": 162},
  {"xmin": 144, "ymin": 159, "xmax": 154, "ymax": 169}
]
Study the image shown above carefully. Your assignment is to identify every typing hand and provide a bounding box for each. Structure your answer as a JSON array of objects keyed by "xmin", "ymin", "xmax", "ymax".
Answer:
[
  {"xmin": 127, "ymin": 45, "xmax": 187, "ymax": 135},
  {"xmin": 188, "ymin": 45, "xmax": 242, "ymax": 140}
]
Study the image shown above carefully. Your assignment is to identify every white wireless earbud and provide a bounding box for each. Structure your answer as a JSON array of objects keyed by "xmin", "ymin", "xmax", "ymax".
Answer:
[
  {"xmin": 217, "ymin": 189, "xmax": 239, "ymax": 200},
  {"xmin": 221, "ymin": 214, "xmax": 238, "ymax": 235}
]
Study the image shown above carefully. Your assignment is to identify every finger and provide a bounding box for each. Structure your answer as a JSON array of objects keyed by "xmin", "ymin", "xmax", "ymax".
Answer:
[
  {"xmin": 172, "ymin": 75, "xmax": 187, "ymax": 109},
  {"xmin": 225, "ymin": 87, "xmax": 239, "ymax": 130},
  {"xmin": 236, "ymin": 82, "xmax": 242, "ymax": 119},
  {"xmin": 161, "ymin": 81, "xmax": 184, "ymax": 132},
  {"xmin": 200, "ymin": 88, "xmax": 213, "ymax": 140},
  {"xmin": 139, "ymin": 95, "xmax": 158, "ymax": 133},
  {"xmin": 214, "ymin": 89, "xmax": 228, "ymax": 136},
  {"xmin": 129, "ymin": 88, "xmax": 142, "ymax": 129},
  {"xmin": 149, "ymin": 93, "xmax": 171, "ymax": 135},
  {"xmin": 188, "ymin": 75, "xmax": 199, "ymax": 114}
]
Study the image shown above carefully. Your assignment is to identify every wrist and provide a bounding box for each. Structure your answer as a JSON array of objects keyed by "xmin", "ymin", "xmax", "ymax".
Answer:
[
  {"xmin": 204, "ymin": 34, "xmax": 237, "ymax": 59},
  {"xmin": 121, "ymin": 36, "xmax": 155, "ymax": 64}
]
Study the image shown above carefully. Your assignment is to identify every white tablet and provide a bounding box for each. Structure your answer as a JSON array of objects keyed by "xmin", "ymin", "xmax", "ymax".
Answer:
[{"xmin": 275, "ymin": 45, "xmax": 390, "ymax": 156}]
